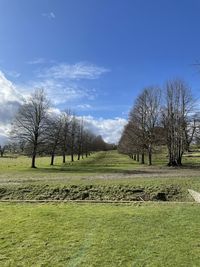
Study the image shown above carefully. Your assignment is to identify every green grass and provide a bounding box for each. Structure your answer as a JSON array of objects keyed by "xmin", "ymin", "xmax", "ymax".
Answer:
[
  {"xmin": 0, "ymin": 150, "xmax": 144, "ymax": 184},
  {"xmin": 1, "ymin": 150, "xmax": 200, "ymax": 201},
  {"xmin": 0, "ymin": 151, "xmax": 142, "ymax": 173},
  {"xmin": 0, "ymin": 149, "xmax": 199, "ymax": 173},
  {"xmin": 0, "ymin": 149, "xmax": 199, "ymax": 182},
  {"xmin": 1, "ymin": 151, "xmax": 200, "ymax": 265},
  {"xmin": 0, "ymin": 202, "xmax": 200, "ymax": 267}
]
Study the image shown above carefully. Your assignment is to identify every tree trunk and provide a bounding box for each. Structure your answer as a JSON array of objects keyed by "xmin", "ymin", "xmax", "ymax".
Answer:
[
  {"xmin": 134, "ymin": 154, "xmax": 136, "ymax": 161},
  {"xmin": 177, "ymin": 156, "xmax": 182, "ymax": 166},
  {"xmin": 167, "ymin": 151, "xmax": 183, "ymax": 167},
  {"xmin": 77, "ymin": 153, "xmax": 80, "ymax": 160},
  {"xmin": 185, "ymin": 142, "xmax": 190, "ymax": 152},
  {"xmin": 148, "ymin": 152, "xmax": 152, "ymax": 166},
  {"xmin": 136, "ymin": 152, "xmax": 140, "ymax": 162},
  {"xmin": 63, "ymin": 153, "xmax": 66, "ymax": 163},
  {"xmin": 141, "ymin": 152, "xmax": 145, "ymax": 164},
  {"xmin": 148, "ymin": 146, "xmax": 152, "ymax": 166},
  {"xmin": 50, "ymin": 153, "xmax": 55, "ymax": 166},
  {"xmin": 168, "ymin": 160, "xmax": 178, "ymax": 167},
  {"xmin": 71, "ymin": 153, "xmax": 74, "ymax": 162},
  {"xmin": 31, "ymin": 153, "xmax": 36, "ymax": 168},
  {"xmin": 167, "ymin": 158, "xmax": 181, "ymax": 167}
]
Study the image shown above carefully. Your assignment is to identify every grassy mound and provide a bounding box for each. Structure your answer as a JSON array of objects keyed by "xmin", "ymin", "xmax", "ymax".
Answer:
[{"xmin": 0, "ymin": 183, "xmax": 186, "ymax": 202}]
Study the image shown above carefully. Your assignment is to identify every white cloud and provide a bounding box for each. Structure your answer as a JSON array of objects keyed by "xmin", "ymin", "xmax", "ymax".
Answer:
[
  {"xmin": 15, "ymin": 62, "xmax": 109, "ymax": 106},
  {"xmin": 0, "ymin": 126, "xmax": 10, "ymax": 145},
  {"xmin": 40, "ymin": 62, "xmax": 109, "ymax": 80},
  {"xmin": 82, "ymin": 116, "xmax": 127, "ymax": 143},
  {"xmin": 17, "ymin": 61, "xmax": 108, "ymax": 105},
  {"xmin": 6, "ymin": 70, "xmax": 21, "ymax": 78},
  {"xmin": 42, "ymin": 12, "xmax": 56, "ymax": 20},
  {"xmin": 0, "ymin": 62, "xmax": 114, "ymax": 144},
  {"xmin": 77, "ymin": 104, "xmax": 92, "ymax": 110},
  {"xmin": 13, "ymin": 62, "xmax": 109, "ymax": 106},
  {"xmin": 0, "ymin": 71, "xmax": 24, "ymax": 144},
  {"xmin": 48, "ymin": 107, "xmax": 62, "ymax": 116},
  {"xmin": 0, "ymin": 71, "xmax": 23, "ymax": 105},
  {"xmin": 17, "ymin": 79, "xmax": 97, "ymax": 105},
  {"xmin": 27, "ymin": 58, "xmax": 46, "ymax": 65}
]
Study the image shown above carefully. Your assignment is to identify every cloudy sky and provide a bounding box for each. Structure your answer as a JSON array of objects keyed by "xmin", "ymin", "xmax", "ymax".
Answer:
[{"xmin": 1, "ymin": 0, "xmax": 200, "ymax": 144}]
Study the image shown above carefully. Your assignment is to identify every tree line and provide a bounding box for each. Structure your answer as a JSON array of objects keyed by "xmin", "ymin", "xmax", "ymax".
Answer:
[
  {"xmin": 8, "ymin": 89, "xmax": 114, "ymax": 168},
  {"xmin": 118, "ymin": 79, "xmax": 199, "ymax": 166}
]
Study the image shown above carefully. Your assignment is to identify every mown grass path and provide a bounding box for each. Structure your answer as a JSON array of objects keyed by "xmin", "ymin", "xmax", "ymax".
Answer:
[{"xmin": 1, "ymin": 150, "xmax": 200, "ymax": 179}]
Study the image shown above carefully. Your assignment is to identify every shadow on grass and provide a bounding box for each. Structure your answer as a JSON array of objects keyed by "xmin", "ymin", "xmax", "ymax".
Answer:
[
  {"xmin": 181, "ymin": 164, "xmax": 200, "ymax": 170},
  {"xmin": 21, "ymin": 165, "xmax": 166, "ymax": 175},
  {"xmin": 0, "ymin": 156, "xmax": 18, "ymax": 159}
]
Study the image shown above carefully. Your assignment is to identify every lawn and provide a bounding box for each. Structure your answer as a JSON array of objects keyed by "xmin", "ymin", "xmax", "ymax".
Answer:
[
  {"xmin": 1, "ymin": 151, "xmax": 200, "ymax": 266},
  {"xmin": 0, "ymin": 202, "xmax": 200, "ymax": 267},
  {"xmin": 0, "ymin": 150, "xmax": 142, "ymax": 173},
  {"xmin": 1, "ymin": 150, "xmax": 200, "ymax": 201}
]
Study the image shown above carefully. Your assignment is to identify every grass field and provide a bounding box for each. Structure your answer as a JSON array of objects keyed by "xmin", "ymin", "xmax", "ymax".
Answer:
[
  {"xmin": 1, "ymin": 150, "xmax": 200, "ymax": 201},
  {"xmin": 1, "ymin": 150, "xmax": 200, "ymax": 266},
  {"xmin": 1, "ymin": 202, "xmax": 200, "ymax": 267}
]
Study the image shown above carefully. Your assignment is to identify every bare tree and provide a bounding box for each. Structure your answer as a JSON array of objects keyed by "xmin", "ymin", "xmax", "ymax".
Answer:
[
  {"xmin": 11, "ymin": 89, "xmax": 49, "ymax": 168},
  {"xmin": 118, "ymin": 122, "xmax": 142, "ymax": 161},
  {"xmin": 184, "ymin": 114, "xmax": 198, "ymax": 152},
  {"xmin": 45, "ymin": 114, "xmax": 63, "ymax": 165},
  {"xmin": 60, "ymin": 110, "xmax": 71, "ymax": 163},
  {"xmin": 162, "ymin": 79, "xmax": 194, "ymax": 166},
  {"xmin": 91, "ymin": 135, "xmax": 107, "ymax": 153},
  {"xmin": 129, "ymin": 86, "xmax": 161, "ymax": 165},
  {"xmin": 76, "ymin": 118, "xmax": 84, "ymax": 160},
  {"xmin": 69, "ymin": 114, "xmax": 78, "ymax": 162}
]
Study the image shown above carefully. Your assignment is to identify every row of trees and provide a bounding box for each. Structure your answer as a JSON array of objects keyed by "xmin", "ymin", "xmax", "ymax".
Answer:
[
  {"xmin": 118, "ymin": 79, "xmax": 198, "ymax": 166},
  {"xmin": 10, "ymin": 89, "xmax": 112, "ymax": 168}
]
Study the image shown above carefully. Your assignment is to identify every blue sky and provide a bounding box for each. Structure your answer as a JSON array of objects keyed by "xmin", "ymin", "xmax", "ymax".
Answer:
[{"xmin": 1, "ymin": 0, "xmax": 200, "ymax": 142}]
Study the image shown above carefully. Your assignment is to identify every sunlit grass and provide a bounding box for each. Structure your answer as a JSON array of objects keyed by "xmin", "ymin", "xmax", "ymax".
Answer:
[
  {"xmin": 1, "ymin": 149, "xmax": 199, "ymax": 173},
  {"xmin": 0, "ymin": 202, "xmax": 200, "ymax": 267},
  {"xmin": 1, "ymin": 151, "xmax": 200, "ymax": 265},
  {"xmin": 0, "ymin": 151, "xmax": 144, "ymax": 177},
  {"xmin": 1, "ymin": 150, "xmax": 200, "ymax": 201}
]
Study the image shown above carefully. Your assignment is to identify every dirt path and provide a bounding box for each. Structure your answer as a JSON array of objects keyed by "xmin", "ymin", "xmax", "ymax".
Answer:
[{"xmin": 0, "ymin": 199, "xmax": 197, "ymax": 204}]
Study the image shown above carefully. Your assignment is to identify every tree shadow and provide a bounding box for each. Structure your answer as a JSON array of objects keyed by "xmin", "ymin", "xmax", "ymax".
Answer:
[
  {"xmin": 180, "ymin": 164, "xmax": 200, "ymax": 170},
  {"xmin": 22, "ymin": 165, "xmax": 165, "ymax": 175},
  {"xmin": 0, "ymin": 156, "xmax": 18, "ymax": 159}
]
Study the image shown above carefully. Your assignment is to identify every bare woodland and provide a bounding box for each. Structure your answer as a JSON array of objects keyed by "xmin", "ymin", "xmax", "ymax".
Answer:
[
  {"xmin": 10, "ymin": 89, "xmax": 113, "ymax": 168},
  {"xmin": 118, "ymin": 79, "xmax": 199, "ymax": 166},
  {"xmin": 1, "ymin": 78, "xmax": 199, "ymax": 168}
]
